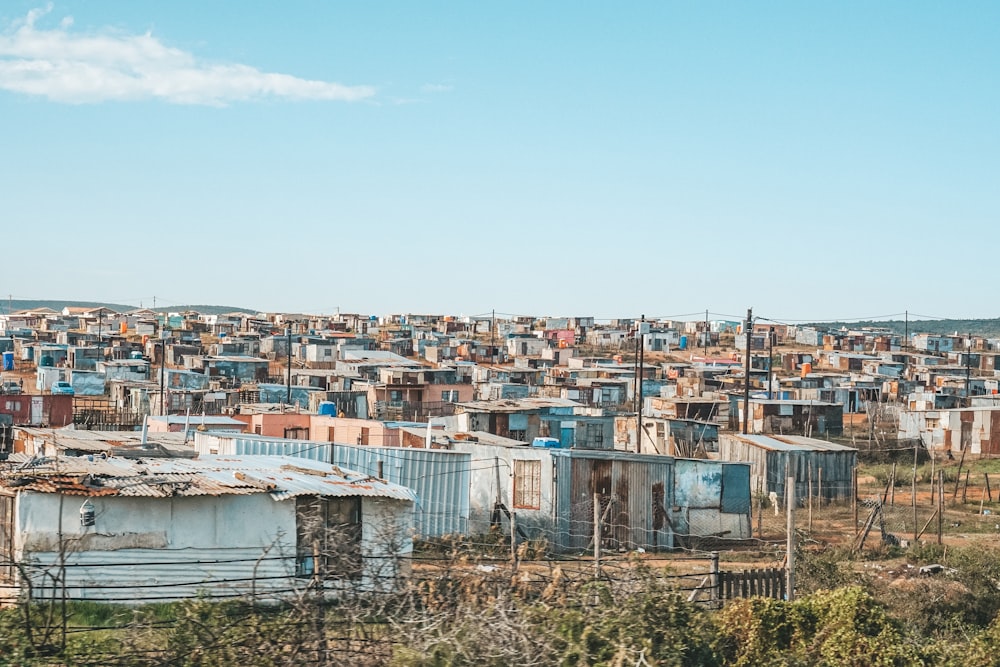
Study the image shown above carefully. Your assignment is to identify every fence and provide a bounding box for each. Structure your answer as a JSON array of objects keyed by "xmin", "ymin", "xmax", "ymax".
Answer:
[
  {"xmin": 72, "ymin": 398, "xmax": 144, "ymax": 431},
  {"xmin": 718, "ymin": 567, "xmax": 786, "ymax": 601}
]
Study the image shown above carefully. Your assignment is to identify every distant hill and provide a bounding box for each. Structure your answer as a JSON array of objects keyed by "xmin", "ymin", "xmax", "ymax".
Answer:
[
  {"xmin": 5, "ymin": 299, "xmax": 134, "ymax": 314},
  {"xmin": 5, "ymin": 300, "xmax": 258, "ymax": 316},
  {"xmin": 809, "ymin": 318, "xmax": 1000, "ymax": 338},
  {"xmin": 167, "ymin": 305, "xmax": 261, "ymax": 316}
]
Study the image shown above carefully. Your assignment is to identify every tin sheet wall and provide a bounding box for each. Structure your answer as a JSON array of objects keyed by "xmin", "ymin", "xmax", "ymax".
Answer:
[{"xmin": 554, "ymin": 452, "xmax": 674, "ymax": 552}]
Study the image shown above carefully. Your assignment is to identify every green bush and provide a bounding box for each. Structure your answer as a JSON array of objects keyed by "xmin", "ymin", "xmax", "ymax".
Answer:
[
  {"xmin": 717, "ymin": 587, "xmax": 921, "ymax": 667},
  {"xmin": 795, "ymin": 547, "xmax": 868, "ymax": 594}
]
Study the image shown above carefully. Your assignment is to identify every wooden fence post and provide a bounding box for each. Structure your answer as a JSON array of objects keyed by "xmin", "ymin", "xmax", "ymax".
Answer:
[
  {"xmin": 593, "ymin": 493, "xmax": 601, "ymax": 581},
  {"xmin": 786, "ymin": 476, "xmax": 795, "ymax": 601},
  {"xmin": 710, "ymin": 551, "xmax": 719, "ymax": 606},
  {"xmin": 937, "ymin": 471, "xmax": 944, "ymax": 545},
  {"xmin": 852, "ymin": 466, "xmax": 859, "ymax": 537}
]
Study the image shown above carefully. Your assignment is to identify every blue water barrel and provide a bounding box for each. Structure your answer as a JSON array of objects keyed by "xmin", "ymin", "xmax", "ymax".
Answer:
[
  {"xmin": 40, "ymin": 355, "xmax": 54, "ymax": 367},
  {"xmin": 318, "ymin": 401, "xmax": 337, "ymax": 416},
  {"xmin": 679, "ymin": 335, "xmax": 688, "ymax": 350},
  {"xmin": 2, "ymin": 351, "xmax": 13, "ymax": 371}
]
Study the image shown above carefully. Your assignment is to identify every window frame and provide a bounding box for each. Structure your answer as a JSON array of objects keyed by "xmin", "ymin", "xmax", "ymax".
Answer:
[
  {"xmin": 512, "ymin": 459, "xmax": 542, "ymax": 510},
  {"xmin": 295, "ymin": 496, "xmax": 363, "ymax": 580}
]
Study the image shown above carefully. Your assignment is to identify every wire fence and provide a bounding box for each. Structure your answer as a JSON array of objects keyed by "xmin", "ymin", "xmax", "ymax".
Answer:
[{"xmin": 0, "ymin": 544, "xmax": 792, "ymax": 666}]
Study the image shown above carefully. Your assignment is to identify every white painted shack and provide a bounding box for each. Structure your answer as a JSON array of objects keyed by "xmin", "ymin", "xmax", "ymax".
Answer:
[
  {"xmin": 191, "ymin": 431, "xmax": 472, "ymax": 539},
  {"xmin": 0, "ymin": 455, "xmax": 415, "ymax": 603}
]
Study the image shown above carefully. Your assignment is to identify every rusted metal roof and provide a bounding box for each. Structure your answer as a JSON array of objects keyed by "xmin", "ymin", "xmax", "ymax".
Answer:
[
  {"xmin": 142, "ymin": 457, "xmax": 418, "ymax": 502},
  {"xmin": 0, "ymin": 454, "xmax": 416, "ymax": 502},
  {"xmin": 14, "ymin": 427, "xmax": 196, "ymax": 456}
]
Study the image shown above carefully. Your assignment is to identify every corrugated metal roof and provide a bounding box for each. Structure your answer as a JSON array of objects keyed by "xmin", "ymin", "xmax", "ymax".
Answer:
[
  {"xmin": 456, "ymin": 397, "xmax": 584, "ymax": 412},
  {"xmin": 142, "ymin": 456, "xmax": 417, "ymax": 501},
  {"xmin": 0, "ymin": 454, "xmax": 416, "ymax": 502},
  {"xmin": 723, "ymin": 433, "xmax": 856, "ymax": 453},
  {"xmin": 16, "ymin": 427, "xmax": 192, "ymax": 451}
]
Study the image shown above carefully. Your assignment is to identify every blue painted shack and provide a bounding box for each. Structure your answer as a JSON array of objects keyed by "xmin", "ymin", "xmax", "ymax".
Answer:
[{"xmin": 257, "ymin": 383, "xmax": 323, "ymax": 408}]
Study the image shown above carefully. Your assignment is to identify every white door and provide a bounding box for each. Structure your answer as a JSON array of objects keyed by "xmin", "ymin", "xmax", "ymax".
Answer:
[{"xmin": 31, "ymin": 396, "xmax": 44, "ymax": 425}]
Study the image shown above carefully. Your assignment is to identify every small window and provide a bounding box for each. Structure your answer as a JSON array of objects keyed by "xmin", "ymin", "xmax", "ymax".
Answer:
[
  {"xmin": 513, "ymin": 459, "xmax": 541, "ymax": 510},
  {"xmin": 295, "ymin": 497, "xmax": 362, "ymax": 579}
]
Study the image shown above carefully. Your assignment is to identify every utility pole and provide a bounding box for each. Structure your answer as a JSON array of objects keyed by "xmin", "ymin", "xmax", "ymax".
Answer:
[
  {"xmin": 767, "ymin": 326, "xmax": 775, "ymax": 400},
  {"xmin": 286, "ymin": 326, "xmax": 293, "ymax": 405},
  {"xmin": 490, "ymin": 309, "xmax": 497, "ymax": 365},
  {"xmin": 903, "ymin": 309, "xmax": 909, "ymax": 382},
  {"xmin": 704, "ymin": 309, "xmax": 709, "ymax": 356},
  {"xmin": 633, "ymin": 323, "xmax": 640, "ymax": 414},
  {"xmin": 742, "ymin": 307, "xmax": 753, "ymax": 434},
  {"xmin": 637, "ymin": 314, "xmax": 646, "ymax": 452},
  {"xmin": 965, "ymin": 333, "xmax": 972, "ymax": 405},
  {"xmin": 97, "ymin": 309, "xmax": 102, "ymax": 363},
  {"xmin": 159, "ymin": 340, "xmax": 165, "ymax": 416}
]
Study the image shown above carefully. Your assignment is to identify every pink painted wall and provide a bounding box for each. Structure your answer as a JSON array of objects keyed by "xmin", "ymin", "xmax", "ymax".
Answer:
[{"xmin": 309, "ymin": 416, "xmax": 401, "ymax": 446}]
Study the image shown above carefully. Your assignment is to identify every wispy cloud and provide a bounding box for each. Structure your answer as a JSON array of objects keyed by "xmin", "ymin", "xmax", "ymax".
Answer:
[
  {"xmin": 420, "ymin": 83, "xmax": 453, "ymax": 94},
  {"xmin": 0, "ymin": 6, "xmax": 374, "ymax": 105}
]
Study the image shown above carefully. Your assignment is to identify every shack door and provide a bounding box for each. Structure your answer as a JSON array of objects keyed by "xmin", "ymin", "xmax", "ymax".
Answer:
[
  {"xmin": 30, "ymin": 397, "xmax": 44, "ymax": 425},
  {"xmin": 592, "ymin": 460, "xmax": 613, "ymax": 550}
]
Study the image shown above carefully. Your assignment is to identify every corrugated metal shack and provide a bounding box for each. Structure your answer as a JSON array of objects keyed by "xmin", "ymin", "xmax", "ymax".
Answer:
[
  {"xmin": 0, "ymin": 395, "xmax": 73, "ymax": 430},
  {"xmin": 729, "ymin": 398, "xmax": 844, "ymax": 436},
  {"xmin": 898, "ymin": 406, "xmax": 1000, "ymax": 457},
  {"xmin": 192, "ymin": 431, "xmax": 470, "ymax": 538},
  {"xmin": 0, "ymin": 454, "xmax": 416, "ymax": 602},
  {"xmin": 448, "ymin": 436, "xmax": 751, "ymax": 552},
  {"xmin": 718, "ymin": 434, "xmax": 857, "ymax": 502},
  {"xmin": 550, "ymin": 450, "xmax": 751, "ymax": 553}
]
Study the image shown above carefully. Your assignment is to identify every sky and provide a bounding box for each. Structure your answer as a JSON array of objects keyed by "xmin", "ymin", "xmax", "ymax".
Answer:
[{"xmin": 1, "ymin": 2, "xmax": 997, "ymax": 322}]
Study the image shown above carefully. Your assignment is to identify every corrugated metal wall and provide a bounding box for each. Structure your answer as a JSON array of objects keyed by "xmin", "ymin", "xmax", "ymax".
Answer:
[
  {"xmin": 330, "ymin": 447, "xmax": 470, "ymax": 538},
  {"xmin": 215, "ymin": 433, "xmax": 470, "ymax": 538},
  {"xmin": 762, "ymin": 450, "xmax": 856, "ymax": 502},
  {"xmin": 233, "ymin": 437, "xmax": 331, "ymax": 462},
  {"xmin": 720, "ymin": 436, "xmax": 857, "ymax": 503},
  {"xmin": 553, "ymin": 452, "xmax": 674, "ymax": 552}
]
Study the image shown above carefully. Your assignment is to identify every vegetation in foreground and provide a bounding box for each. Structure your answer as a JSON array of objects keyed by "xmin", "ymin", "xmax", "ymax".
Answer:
[{"xmin": 2, "ymin": 542, "xmax": 1000, "ymax": 666}]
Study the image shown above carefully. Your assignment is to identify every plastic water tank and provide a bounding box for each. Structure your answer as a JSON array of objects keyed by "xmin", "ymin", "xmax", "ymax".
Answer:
[
  {"xmin": 40, "ymin": 355, "xmax": 54, "ymax": 367},
  {"xmin": 2, "ymin": 351, "xmax": 13, "ymax": 371},
  {"xmin": 679, "ymin": 335, "xmax": 688, "ymax": 350},
  {"xmin": 532, "ymin": 437, "xmax": 561, "ymax": 448},
  {"xmin": 318, "ymin": 401, "xmax": 337, "ymax": 416},
  {"xmin": 800, "ymin": 362, "xmax": 812, "ymax": 378}
]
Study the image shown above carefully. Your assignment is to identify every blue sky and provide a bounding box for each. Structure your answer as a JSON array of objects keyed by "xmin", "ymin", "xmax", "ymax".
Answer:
[{"xmin": 1, "ymin": 2, "xmax": 997, "ymax": 321}]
